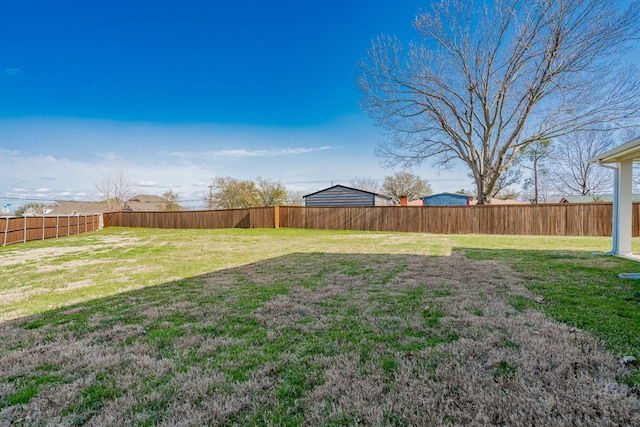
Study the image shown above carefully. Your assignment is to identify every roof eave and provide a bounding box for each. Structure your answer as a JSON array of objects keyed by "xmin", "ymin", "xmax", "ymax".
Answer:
[{"xmin": 589, "ymin": 136, "xmax": 640, "ymax": 164}]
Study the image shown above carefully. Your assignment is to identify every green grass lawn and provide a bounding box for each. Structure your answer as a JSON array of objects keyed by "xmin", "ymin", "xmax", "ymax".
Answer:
[{"xmin": 0, "ymin": 228, "xmax": 639, "ymax": 426}]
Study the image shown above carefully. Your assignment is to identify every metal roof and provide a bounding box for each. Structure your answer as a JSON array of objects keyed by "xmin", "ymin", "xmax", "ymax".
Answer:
[
  {"xmin": 421, "ymin": 192, "xmax": 469, "ymax": 200},
  {"xmin": 303, "ymin": 185, "xmax": 392, "ymax": 200}
]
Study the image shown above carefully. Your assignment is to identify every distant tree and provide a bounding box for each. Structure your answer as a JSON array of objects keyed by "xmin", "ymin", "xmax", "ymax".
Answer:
[
  {"xmin": 203, "ymin": 185, "xmax": 215, "ymax": 210},
  {"xmin": 491, "ymin": 167, "xmax": 522, "ymax": 200},
  {"xmin": 494, "ymin": 189, "xmax": 520, "ymax": 200},
  {"xmin": 522, "ymin": 170, "xmax": 555, "ymax": 203},
  {"xmin": 520, "ymin": 139, "xmax": 553, "ymax": 204},
  {"xmin": 381, "ymin": 172, "xmax": 431, "ymax": 202},
  {"xmin": 14, "ymin": 202, "xmax": 45, "ymax": 216},
  {"xmin": 358, "ymin": 0, "xmax": 640, "ymax": 204},
  {"xmin": 285, "ymin": 190, "xmax": 306, "ymax": 206},
  {"xmin": 162, "ymin": 189, "xmax": 181, "ymax": 211},
  {"xmin": 350, "ymin": 176, "xmax": 381, "ymax": 194},
  {"xmin": 95, "ymin": 171, "xmax": 134, "ymax": 211},
  {"xmin": 455, "ymin": 189, "xmax": 474, "ymax": 197},
  {"xmin": 549, "ymin": 130, "xmax": 615, "ymax": 196},
  {"xmin": 209, "ymin": 177, "xmax": 260, "ymax": 209},
  {"xmin": 256, "ymin": 178, "xmax": 288, "ymax": 206}
]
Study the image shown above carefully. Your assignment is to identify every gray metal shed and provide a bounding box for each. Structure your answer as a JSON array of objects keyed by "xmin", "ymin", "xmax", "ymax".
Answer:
[{"xmin": 303, "ymin": 185, "xmax": 395, "ymax": 207}]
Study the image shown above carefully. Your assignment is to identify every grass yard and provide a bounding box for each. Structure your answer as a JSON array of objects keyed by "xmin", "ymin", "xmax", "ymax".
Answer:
[{"xmin": 1, "ymin": 227, "xmax": 639, "ymax": 426}]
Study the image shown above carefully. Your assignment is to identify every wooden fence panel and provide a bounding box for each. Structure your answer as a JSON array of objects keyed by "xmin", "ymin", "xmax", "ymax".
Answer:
[
  {"xmin": 86, "ymin": 202, "xmax": 640, "ymax": 238},
  {"xmin": 104, "ymin": 208, "xmax": 278, "ymax": 230},
  {"xmin": 275, "ymin": 203, "xmax": 631, "ymax": 236},
  {"xmin": 1, "ymin": 214, "xmax": 101, "ymax": 246}
]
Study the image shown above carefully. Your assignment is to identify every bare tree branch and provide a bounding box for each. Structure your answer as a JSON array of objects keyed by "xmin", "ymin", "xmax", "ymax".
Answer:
[
  {"xmin": 95, "ymin": 170, "xmax": 134, "ymax": 211},
  {"xmin": 549, "ymin": 129, "xmax": 616, "ymax": 195}
]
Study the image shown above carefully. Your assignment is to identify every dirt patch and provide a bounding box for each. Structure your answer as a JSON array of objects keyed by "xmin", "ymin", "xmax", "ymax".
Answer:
[
  {"xmin": 0, "ymin": 246, "xmax": 88, "ymax": 268},
  {"xmin": 0, "ymin": 235, "xmax": 140, "ymax": 268}
]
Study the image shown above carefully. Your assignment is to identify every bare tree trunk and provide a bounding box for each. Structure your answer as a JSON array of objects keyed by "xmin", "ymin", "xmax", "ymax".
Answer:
[{"xmin": 475, "ymin": 174, "xmax": 493, "ymax": 205}]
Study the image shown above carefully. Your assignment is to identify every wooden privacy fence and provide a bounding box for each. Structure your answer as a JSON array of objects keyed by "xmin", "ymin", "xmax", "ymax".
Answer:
[
  {"xmin": 102, "ymin": 203, "xmax": 640, "ymax": 237},
  {"xmin": 279, "ymin": 204, "xmax": 619, "ymax": 236},
  {"xmin": 1, "ymin": 214, "xmax": 102, "ymax": 246},
  {"xmin": 104, "ymin": 207, "xmax": 275, "ymax": 230}
]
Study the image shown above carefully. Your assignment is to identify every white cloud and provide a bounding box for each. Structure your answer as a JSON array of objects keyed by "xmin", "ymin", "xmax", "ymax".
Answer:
[
  {"xmin": 0, "ymin": 116, "xmax": 470, "ymax": 209},
  {"xmin": 166, "ymin": 145, "xmax": 334, "ymax": 159},
  {"xmin": 0, "ymin": 148, "xmax": 20, "ymax": 156}
]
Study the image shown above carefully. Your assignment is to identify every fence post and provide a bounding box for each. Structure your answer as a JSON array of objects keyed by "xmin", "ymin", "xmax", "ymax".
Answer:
[
  {"xmin": 3, "ymin": 217, "xmax": 8, "ymax": 246},
  {"xmin": 24, "ymin": 216, "xmax": 27, "ymax": 243},
  {"xmin": 42, "ymin": 214, "xmax": 45, "ymax": 240},
  {"xmin": 56, "ymin": 216, "xmax": 59, "ymax": 238},
  {"xmin": 274, "ymin": 205, "xmax": 280, "ymax": 229},
  {"xmin": 67, "ymin": 215, "xmax": 70, "ymax": 236}
]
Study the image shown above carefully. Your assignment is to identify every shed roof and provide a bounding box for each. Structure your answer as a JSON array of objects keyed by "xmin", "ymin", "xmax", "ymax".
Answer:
[
  {"xmin": 303, "ymin": 185, "xmax": 392, "ymax": 200},
  {"xmin": 421, "ymin": 192, "xmax": 470, "ymax": 200}
]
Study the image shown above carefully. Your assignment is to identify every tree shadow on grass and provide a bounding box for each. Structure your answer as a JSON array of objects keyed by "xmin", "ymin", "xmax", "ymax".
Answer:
[{"xmin": 1, "ymin": 250, "xmax": 640, "ymax": 426}]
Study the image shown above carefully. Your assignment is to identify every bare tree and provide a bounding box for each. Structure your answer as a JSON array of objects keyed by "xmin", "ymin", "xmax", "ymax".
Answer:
[
  {"xmin": 256, "ymin": 178, "xmax": 288, "ymax": 206},
  {"xmin": 350, "ymin": 176, "xmax": 381, "ymax": 194},
  {"xmin": 381, "ymin": 172, "xmax": 431, "ymax": 202},
  {"xmin": 95, "ymin": 171, "xmax": 134, "ymax": 211},
  {"xmin": 522, "ymin": 169, "xmax": 557, "ymax": 203},
  {"xmin": 549, "ymin": 130, "xmax": 615, "ymax": 196},
  {"xmin": 358, "ymin": 0, "xmax": 640, "ymax": 204},
  {"xmin": 203, "ymin": 185, "xmax": 215, "ymax": 210},
  {"xmin": 286, "ymin": 190, "xmax": 306, "ymax": 206}
]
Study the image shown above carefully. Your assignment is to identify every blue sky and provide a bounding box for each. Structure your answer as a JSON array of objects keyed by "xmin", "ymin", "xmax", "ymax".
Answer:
[{"xmin": 1, "ymin": 1, "xmax": 474, "ymax": 211}]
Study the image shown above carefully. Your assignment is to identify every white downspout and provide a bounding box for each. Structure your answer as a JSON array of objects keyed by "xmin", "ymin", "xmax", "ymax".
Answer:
[{"xmin": 598, "ymin": 160, "xmax": 619, "ymax": 255}]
